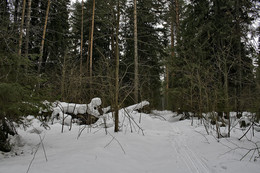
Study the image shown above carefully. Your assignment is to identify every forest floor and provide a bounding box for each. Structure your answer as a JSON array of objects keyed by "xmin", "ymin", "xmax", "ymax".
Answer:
[{"xmin": 0, "ymin": 110, "xmax": 260, "ymax": 173}]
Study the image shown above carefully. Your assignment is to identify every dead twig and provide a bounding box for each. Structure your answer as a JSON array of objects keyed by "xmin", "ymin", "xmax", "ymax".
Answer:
[
  {"xmin": 103, "ymin": 116, "xmax": 108, "ymax": 135},
  {"xmin": 26, "ymin": 134, "xmax": 47, "ymax": 173},
  {"xmin": 124, "ymin": 110, "xmax": 133, "ymax": 133},
  {"xmin": 239, "ymin": 123, "xmax": 253, "ymax": 141},
  {"xmin": 123, "ymin": 108, "xmax": 144, "ymax": 136},
  {"xmin": 240, "ymin": 147, "xmax": 259, "ymax": 161},
  {"xmin": 39, "ymin": 134, "xmax": 47, "ymax": 162},
  {"xmin": 77, "ymin": 125, "xmax": 87, "ymax": 140},
  {"xmin": 194, "ymin": 130, "xmax": 210, "ymax": 144},
  {"xmin": 219, "ymin": 138, "xmax": 260, "ymax": 161},
  {"xmin": 202, "ymin": 117, "xmax": 209, "ymax": 135},
  {"xmin": 104, "ymin": 131, "xmax": 126, "ymax": 154}
]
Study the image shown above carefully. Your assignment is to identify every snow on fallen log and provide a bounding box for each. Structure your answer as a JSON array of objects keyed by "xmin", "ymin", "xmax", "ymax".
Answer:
[
  {"xmin": 125, "ymin": 101, "xmax": 149, "ymax": 113},
  {"xmin": 87, "ymin": 97, "xmax": 102, "ymax": 117},
  {"xmin": 51, "ymin": 97, "xmax": 103, "ymax": 121},
  {"xmin": 61, "ymin": 114, "xmax": 72, "ymax": 126},
  {"xmin": 254, "ymin": 124, "xmax": 260, "ymax": 132},
  {"xmin": 102, "ymin": 106, "xmax": 111, "ymax": 114}
]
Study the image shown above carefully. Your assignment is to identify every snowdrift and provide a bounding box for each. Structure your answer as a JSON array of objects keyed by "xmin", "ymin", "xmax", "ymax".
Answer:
[{"xmin": 1, "ymin": 101, "xmax": 260, "ymax": 173}]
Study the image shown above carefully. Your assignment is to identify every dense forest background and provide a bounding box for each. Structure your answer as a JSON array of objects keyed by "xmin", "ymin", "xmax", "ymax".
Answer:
[{"xmin": 0, "ymin": 0, "xmax": 259, "ymax": 118}]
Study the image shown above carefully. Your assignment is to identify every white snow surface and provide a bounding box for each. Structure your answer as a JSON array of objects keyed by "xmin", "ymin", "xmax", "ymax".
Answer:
[{"xmin": 1, "ymin": 110, "xmax": 260, "ymax": 173}]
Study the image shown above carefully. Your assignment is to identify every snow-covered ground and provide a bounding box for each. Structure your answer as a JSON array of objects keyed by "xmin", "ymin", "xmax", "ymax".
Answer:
[{"xmin": 1, "ymin": 110, "xmax": 260, "ymax": 173}]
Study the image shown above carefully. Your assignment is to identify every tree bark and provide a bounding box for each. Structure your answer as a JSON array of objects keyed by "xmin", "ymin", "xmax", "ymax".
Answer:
[
  {"xmin": 89, "ymin": 0, "xmax": 95, "ymax": 96},
  {"xmin": 38, "ymin": 0, "xmax": 51, "ymax": 75},
  {"xmin": 235, "ymin": 0, "xmax": 242, "ymax": 113},
  {"xmin": 14, "ymin": 0, "xmax": 19, "ymax": 24},
  {"xmin": 114, "ymin": 0, "xmax": 120, "ymax": 132},
  {"xmin": 25, "ymin": 0, "xmax": 32, "ymax": 60},
  {"xmin": 223, "ymin": 58, "xmax": 230, "ymax": 137},
  {"xmin": 61, "ymin": 50, "xmax": 67, "ymax": 100},
  {"xmin": 166, "ymin": 0, "xmax": 175, "ymax": 109},
  {"xmin": 175, "ymin": 0, "xmax": 180, "ymax": 38},
  {"xmin": 86, "ymin": 25, "xmax": 91, "ymax": 77},
  {"xmin": 18, "ymin": 0, "xmax": 26, "ymax": 56},
  {"xmin": 170, "ymin": 0, "xmax": 175, "ymax": 58},
  {"xmin": 134, "ymin": 0, "xmax": 139, "ymax": 103},
  {"xmin": 80, "ymin": 0, "xmax": 84, "ymax": 83}
]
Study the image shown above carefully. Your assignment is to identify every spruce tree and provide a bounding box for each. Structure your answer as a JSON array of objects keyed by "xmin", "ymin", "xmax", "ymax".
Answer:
[
  {"xmin": 0, "ymin": 0, "xmax": 48, "ymax": 152},
  {"xmin": 122, "ymin": 0, "xmax": 166, "ymax": 107},
  {"xmin": 174, "ymin": 0, "xmax": 259, "ymax": 115}
]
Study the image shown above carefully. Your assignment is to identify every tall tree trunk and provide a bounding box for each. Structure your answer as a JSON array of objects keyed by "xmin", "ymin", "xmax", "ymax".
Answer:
[
  {"xmin": 166, "ymin": 0, "xmax": 175, "ymax": 109},
  {"xmin": 89, "ymin": 0, "xmax": 95, "ymax": 96},
  {"xmin": 61, "ymin": 50, "xmax": 67, "ymax": 100},
  {"xmin": 114, "ymin": 0, "xmax": 120, "ymax": 132},
  {"xmin": 14, "ymin": 0, "xmax": 19, "ymax": 25},
  {"xmin": 80, "ymin": 0, "xmax": 84, "ymax": 88},
  {"xmin": 111, "ymin": 25, "xmax": 115, "ymax": 62},
  {"xmin": 134, "ymin": 0, "xmax": 139, "ymax": 103},
  {"xmin": 224, "ymin": 60, "xmax": 230, "ymax": 137},
  {"xmin": 38, "ymin": 0, "xmax": 51, "ymax": 75},
  {"xmin": 86, "ymin": 25, "xmax": 91, "ymax": 77},
  {"xmin": 197, "ymin": 70, "xmax": 203, "ymax": 120},
  {"xmin": 165, "ymin": 57, "xmax": 169, "ymax": 109},
  {"xmin": 171, "ymin": 0, "xmax": 175, "ymax": 57},
  {"xmin": 190, "ymin": 80, "xmax": 193, "ymax": 126},
  {"xmin": 18, "ymin": 0, "xmax": 26, "ymax": 56},
  {"xmin": 25, "ymin": 0, "xmax": 32, "ymax": 60},
  {"xmin": 235, "ymin": 0, "xmax": 242, "ymax": 113},
  {"xmin": 175, "ymin": 0, "xmax": 180, "ymax": 38}
]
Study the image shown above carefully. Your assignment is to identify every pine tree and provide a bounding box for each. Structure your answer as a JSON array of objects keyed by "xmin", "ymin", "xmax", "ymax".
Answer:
[
  {"xmin": 18, "ymin": 0, "xmax": 26, "ymax": 57},
  {"xmin": 70, "ymin": 0, "xmax": 126, "ymax": 103},
  {"xmin": 25, "ymin": 0, "xmax": 32, "ymax": 61},
  {"xmin": 38, "ymin": 0, "xmax": 51, "ymax": 75},
  {"xmin": 114, "ymin": 0, "xmax": 120, "ymax": 132},
  {"xmin": 133, "ymin": 0, "xmax": 139, "ymax": 103}
]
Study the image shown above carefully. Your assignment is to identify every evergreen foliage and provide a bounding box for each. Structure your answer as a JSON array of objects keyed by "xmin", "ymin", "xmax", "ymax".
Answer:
[
  {"xmin": 0, "ymin": 0, "xmax": 52, "ymax": 152},
  {"xmin": 122, "ymin": 0, "xmax": 167, "ymax": 107},
  {"xmin": 170, "ymin": 0, "xmax": 259, "ymax": 114},
  {"xmin": 0, "ymin": 0, "xmax": 259, "ymax": 150}
]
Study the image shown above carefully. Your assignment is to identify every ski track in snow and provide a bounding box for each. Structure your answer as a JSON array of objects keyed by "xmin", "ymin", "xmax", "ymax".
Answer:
[{"xmin": 169, "ymin": 125, "xmax": 211, "ymax": 173}]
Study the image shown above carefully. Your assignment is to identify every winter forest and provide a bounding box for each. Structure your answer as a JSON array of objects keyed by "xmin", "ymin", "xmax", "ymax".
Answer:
[{"xmin": 1, "ymin": 0, "xmax": 260, "ymax": 172}]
